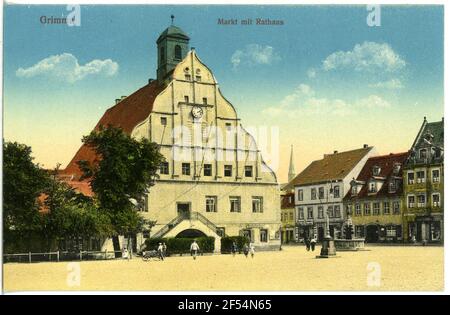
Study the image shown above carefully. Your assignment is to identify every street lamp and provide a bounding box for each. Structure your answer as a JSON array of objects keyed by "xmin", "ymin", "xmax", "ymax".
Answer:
[{"xmin": 317, "ymin": 180, "xmax": 337, "ymax": 258}]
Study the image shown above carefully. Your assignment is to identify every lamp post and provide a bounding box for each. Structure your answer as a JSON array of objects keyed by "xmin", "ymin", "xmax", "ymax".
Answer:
[{"xmin": 317, "ymin": 180, "xmax": 337, "ymax": 258}]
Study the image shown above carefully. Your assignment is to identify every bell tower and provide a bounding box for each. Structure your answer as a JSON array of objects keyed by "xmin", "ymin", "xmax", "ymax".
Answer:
[{"xmin": 156, "ymin": 16, "xmax": 190, "ymax": 83}]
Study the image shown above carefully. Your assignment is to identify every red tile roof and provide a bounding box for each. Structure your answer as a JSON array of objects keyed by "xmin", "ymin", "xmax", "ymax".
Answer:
[
  {"xmin": 60, "ymin": 80, "xmax": 163, "ymax": 194},
  {"xmin": 344, "ymin": 152, "xmax": 409, "ymax": 201},
  {"xmin": 62, "ymin": 80, "xmax": 162, "ymax": 180}
]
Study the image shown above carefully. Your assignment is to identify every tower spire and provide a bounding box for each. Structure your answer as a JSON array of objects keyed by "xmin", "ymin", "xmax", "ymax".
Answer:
[{"xmin": 288, "ymin": 145, "xmax": 296, "ymax": 182}]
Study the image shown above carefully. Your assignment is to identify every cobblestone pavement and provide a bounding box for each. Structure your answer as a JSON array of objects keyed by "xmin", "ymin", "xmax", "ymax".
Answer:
[{"xmin": 3, "ymin": 245, "xmax": 443, "ymax": 292}]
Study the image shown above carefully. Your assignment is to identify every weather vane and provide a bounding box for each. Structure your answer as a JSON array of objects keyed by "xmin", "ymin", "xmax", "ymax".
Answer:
[{"xmin": 171, "ymin": 15, "xmax": 175, "ymax": 25}]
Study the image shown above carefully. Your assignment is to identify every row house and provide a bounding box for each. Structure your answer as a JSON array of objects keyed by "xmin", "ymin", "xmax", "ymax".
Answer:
[
  {"xmin": 343, "ymin": 152, "xmax": 409, "ymax": 243},
  {"xmin": 403, "ymin": 117, "xmax": 444, "ymax": 243},
  {"xmin": 286, "ymin": 145, "xmax": 377, "ymax": 241}
]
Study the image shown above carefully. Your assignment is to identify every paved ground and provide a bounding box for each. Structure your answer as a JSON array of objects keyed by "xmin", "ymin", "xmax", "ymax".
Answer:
[{"xmin": 3, "ymin": 245, "xmax": 444, "ymax": 292}]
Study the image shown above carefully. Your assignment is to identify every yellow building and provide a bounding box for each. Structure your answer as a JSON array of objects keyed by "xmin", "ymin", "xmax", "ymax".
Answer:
[
  {"xmin": 62, "ymin": 23, "xmax": 281, "ymax": 252},
  {"xmin": 344, "ymin": 152, "xmax": 409, "ymax": 242},
  {"xmin": 280, "ymin": 192, "xmax": 295, "ymax": 243}
]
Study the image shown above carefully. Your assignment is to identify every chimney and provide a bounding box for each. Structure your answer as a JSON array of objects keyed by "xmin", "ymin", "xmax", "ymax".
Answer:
[
  {"xmin": 333, "ymin": 150, "xmax": 338, "ymax": 154},
  {"xmin": 115, "ymin": 98, "xmax": 121, "ymax": 105},
  {"xmin": 148, "ymin": 78, "xmax": 154, "ymax": 84},
  {"xmin": 363, "ymin": 144, "xmax": 368, "ymax": 148},
  {"xmin": 121, "ymin": 95, "xmax": 127, "ymax": 100},
  {"xmin": 424, "ymin": 116, "xmax": 427, "ymax": 122}
]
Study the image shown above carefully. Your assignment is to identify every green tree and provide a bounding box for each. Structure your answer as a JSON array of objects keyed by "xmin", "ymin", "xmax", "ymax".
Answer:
[
  {"xmin": 78, "ymin": 125, "xmax": 164, "ymax": 254},
  {"xmin": 3, "ymin": 141, "xmax": 50, "ymax": 252}
]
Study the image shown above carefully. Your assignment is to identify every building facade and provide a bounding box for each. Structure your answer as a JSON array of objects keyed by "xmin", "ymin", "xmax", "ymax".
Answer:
[
  {"xmin": 62, "ymin": 24, "xmax": 281, "ymax": 252},
  {"xmin": 343, "ymin": 152, "xmax": 408, "ymax": 243},
  {"xmin": 402, "ymin": 117, "xmax": 444, "ymax": 244},
  {"xmin": 287, "ymin": 146, "xmax": 377, "ymax": 241},
  {"xmin": 280, "ymin": 192, "xmax": 295, "ymax": 243}
]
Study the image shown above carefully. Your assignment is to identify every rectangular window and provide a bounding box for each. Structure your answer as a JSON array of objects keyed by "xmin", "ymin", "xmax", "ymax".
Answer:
[
  {"xmin": 386, "ymin": 226, "xmax": 397, "ymax": 237},
  {"xmin": 416, "ymin": 171, "xmax": 425, "ymax": 183},
  {"xmin": 289, "ymin": 212, "xmax": 293, "ymax": 221},
  {"xmin": 160, "ymin": 162, "xmax": 169, "ymax": 175},
  {"xmin": 355, "ymin": 203, "xmax": 361, "ymax": 215},
  {"xmin": 318, "ymin": 187, "xmax": 324, "ymax": 199},
  {"xmin": 184, "ymin": 95, "xmax": 190, "ymax": 103},
  {"xmin": 203, "ymin": 164, "xmax": 212, "ymax": 176},
  {"xmin": 334, "ymin": 186, "xmax": 340, "ymax": 198},
  {"xmin": 355, "ymin": 226, "xmax": 364, "ymax": 238},
  {"xmin": 417, "ymin": 194, "xmax": 426, "ymax": 207},
  {"xmin": 224, "ymin": 165, "xmax": 233, "ymax": 177},
  {"xmin": 160, "ymin": 117, "xmax": 167, "ymax": 126},
  {"xmin": 142, "ymin": 195, "xmax": 149, "ymax": 212},
  {"xmin": 225, "ymin": 122, "xmax": 232, "ymax": 131},
  {"xmin": 364, "ymin": 203, "xmax": 371, "ymax": 216},
  {"xmin": 334, "ymin": 205, "xmax": 341, "ymax": 218},
  {"xmin": 307, "ymin": 207, "xmax": 313, "ymax": 219},
  {"xmin": 260, "ymin": 229, "xmax": 268, "ymax": 243},
  {"xmin": 184, "ymin": 75, "xmax": 191, "ymax": 81},
  {"xmin": 298, "ymin": 189, "xmax": 303, "ymax": 201},
  {"xmin": 206, "ymin": 196, "xmax": 217, "ymax": 213},
  {"xmin": 393, "ymin": 201, "xmax": 400, "ymax": 214},
  {"xmin": 195, "ymin": 75, "xmax": 202, "ymax": 82},
  {"xmin": 432, "ymin": 194, "xmax": 440, "ymax": 207},
  {"xmin": 407, "ymin": 172, "xmax": 414, "ymax": 185},
  {"xmin": 373, "ymin": 203, "xmax": 380, "ymax": 215},
  {"xmin": 229, "ymin": 197, "xmax": 241, "ymax": 213},
  {"xmin": 297, "ymin": 207, "xmax": 304, "ymax": 220},
  {"xmin": 408, "ymin": 195, "xmax": 415, "ymax": 208},
  {"xmin": 245, "ymin": 166, "xmax": 253, "ymax": 177},
  {"xmin": 432, "ymin": 170, "xmax": 440, "ymax": 183},
  {"xmin": 383, "ymin": 202, "xmax": 390, "ymax": 214},
  {"xmin": 252, "ymin": 197, "xmax": 263, "ymax": 213},
  {"xmin": 318, "ymin": 206, "xmax": 324, "ymax": 219},
  {"xmin": 143, "ymin": 230, "xmax": 150, "ymax": 239},
  {"xmin": 311, "ymin": 188, "xmax": 317, "ymax": 200},
  {"xmin": 202, "ymin": 97, "xmax": 207, "ymax": 105},
  {"xmin": 327, "ymin": 206, "xmax": 333, "ymax": 218},
  {"xmin": 182, "ymin": 163, "xmax": 190, "ymax": 175}
]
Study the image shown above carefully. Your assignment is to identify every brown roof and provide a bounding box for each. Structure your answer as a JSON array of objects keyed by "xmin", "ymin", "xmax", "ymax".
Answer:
[
  {"xmin": 287, "ymin": 147, "xmax": 373, "ymax": 187},
  {"xmin": 62, "ymin": 80, "xmax": 162, "ymax": 180},
  {"xmin": 281, "ymin": 192, "xmax": 295, "ymax": 209},
  {"xmin": 344, "ymin": 152, "xmax": 409, "ymax": 201}
]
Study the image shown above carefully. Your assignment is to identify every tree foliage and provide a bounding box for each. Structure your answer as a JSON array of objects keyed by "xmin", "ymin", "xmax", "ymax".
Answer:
[{"xmin": 78, "ymin": 125, "xmax": 164, "ymax": 236}]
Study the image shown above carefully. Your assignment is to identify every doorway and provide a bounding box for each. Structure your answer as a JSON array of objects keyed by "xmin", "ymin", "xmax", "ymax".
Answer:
[{"xmin": 366, "ymin": 225, "xmax": 379, "ymax": 243}]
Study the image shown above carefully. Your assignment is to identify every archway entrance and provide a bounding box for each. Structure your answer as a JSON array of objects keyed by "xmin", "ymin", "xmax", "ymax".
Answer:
[
  {"xmin": 366, "ymin": 225, "xmax": 379, "ymax": 243},
  {"xmin": 175, "ymin": 229, "xmax": 207, "ymax": 238}
]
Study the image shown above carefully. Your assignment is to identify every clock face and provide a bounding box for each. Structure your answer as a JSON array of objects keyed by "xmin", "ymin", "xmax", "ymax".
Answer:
[{"xmin": 191, "ymin": 106, "xmax": 203, "ymax": 119}]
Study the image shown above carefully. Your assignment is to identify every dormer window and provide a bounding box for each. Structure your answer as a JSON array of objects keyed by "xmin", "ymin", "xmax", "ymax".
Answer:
[
  {"xmin": 389, "ymin": 181, "xmax": 396, "ymax": 193},
  {"xmin": 368, "ymin": 182, "xmax": 376, "ymax": 193},
  {"xmin": 393, "ymin": 163, "xmax": 401, "ymax": 175},
  {"xmin": 372, "ymin": 165, "xmax": 381, "ymax": 176},
  {"xmin": 419, "ymin": 149, "xmax": 427, "ymax": 159},
  {"xmin": 351, "ymin": 185, "xmax": 358, "ymax": 196}
]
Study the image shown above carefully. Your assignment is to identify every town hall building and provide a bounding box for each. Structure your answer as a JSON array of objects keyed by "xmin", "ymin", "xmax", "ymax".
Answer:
[{"xmin": 61, "ymin": 23, "xmax": 281, "ymax": 252}]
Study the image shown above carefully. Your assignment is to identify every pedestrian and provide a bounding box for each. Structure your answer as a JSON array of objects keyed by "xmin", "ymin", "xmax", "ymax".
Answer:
[
  {"xmin": 162, "ymin": 242, "xmax": 167, "ymax": 257},
  {"xmin": 304, "ymin": 236, "xmax": 311, "ymax": 251},
  {"xmin": 243, "ymin": 243, "xmax": 249, "ymax": 258},
  {"xmin": 310, "ymin": 237, "xmax": 317, "ymax": 251},
  {"xmin": 190, "ymin": 240, "xmax": 200, "ymax": 260},
  {"xmin": 122, "ymin": 247, "xmax": 129, "ymax": 260},
  {"xmin": 231, "ymin": 241, "xmax": 237, "ymax": 257},
  {"xmin": 249, "ymin": 243, "xmax": 255, "ymax": 258},
  {"xmin": 157, "ymin": 242, "xmax": 164, "ymax": 260}
]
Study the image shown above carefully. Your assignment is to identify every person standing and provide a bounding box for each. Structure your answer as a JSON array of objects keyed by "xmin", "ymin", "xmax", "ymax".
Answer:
[
  {"xmin": 157, "ymin": 242, "xmax": 164, "ymax": 260},
  {"xmin": 190, "ymin": 240, "xmax": 200, "ymax": 260},
  {"xmin": 162, "ymin": 242, "xmax": 167, "ymax": 257},
  {"xmin": 231, "ymin": 241, "xmax": 237, "ymax": 257},
  {"xmin": 310, "ymin": 237, "xmax": 317, "ymax": 252},
  {"xmin": 304, "ymin": 236, "xmax": 311, "ymax": 251},
  {"xmin": 249, "ymin": 243, "xmax": 255, "ymax": 258},
  {"xmin": 243, "ymin": 243, "xmax": 249, "ymax": 258}
]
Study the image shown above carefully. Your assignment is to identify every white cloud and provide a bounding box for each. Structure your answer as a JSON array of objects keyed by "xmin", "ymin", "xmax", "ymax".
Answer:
[
  {"xmin": 231, "ymin": 44, "xmax": 280, "ymax": 69},
  {"xmin": 262, "ymin": 83, "xmax": 391, "ymax": 117},
  {"xmin": 322, "ymin": 41, "xmax": 406, "ymax": 73},
  {"xmin": 16, "ymin": 53, "xmax": 119, "ymax": 83},
  {"xmin": 368, "ymin": 78, "xmax": 404, "ymax": 89},
  {"xmin": 307, "ymin": 68, "xmax": 317, "ymax": 79}
]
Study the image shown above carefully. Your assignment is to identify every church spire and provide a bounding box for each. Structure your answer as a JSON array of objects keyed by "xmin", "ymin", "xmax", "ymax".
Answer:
[{"xmin": 288, "ymin": 145, "xmax": 296, "ymax": 182}]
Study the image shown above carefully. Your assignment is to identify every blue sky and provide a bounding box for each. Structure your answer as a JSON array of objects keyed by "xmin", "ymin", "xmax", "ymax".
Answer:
[{"xmin": 3, "ymin": 5, "xmax": 444, "ymax": 182}]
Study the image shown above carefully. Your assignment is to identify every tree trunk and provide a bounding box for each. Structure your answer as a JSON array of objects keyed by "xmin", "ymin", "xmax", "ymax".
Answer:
[{"xmin": 112, "ymin": 235, "xmax": 121, "ymax": 258}]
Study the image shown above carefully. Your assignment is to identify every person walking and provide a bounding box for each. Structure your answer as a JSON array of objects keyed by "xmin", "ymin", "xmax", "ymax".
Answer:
[
  {"xmin": 249, "ymin": 243, "xmax": 255, "ymax": 258},
  {"xmin": 304, "ymin": 236, "xmax": 311, "ymax": 251},
  {"xmin": 231, "ymin": 241, "xmax": 238, "ymax": 257},
  {"xmin": 190, "ymin": 240, "xmax": 200, "ymax": 260},
  {"xmin": 243, "ymin": 243, "xmax": 249, "ymax": 258},
  {"xmin": 157, "ymin": 242, "xmax": 164, "ymax": 260},
  {"xmin": 310, "ymin": 237, "xmax": 317, "ymax": 251},
  {"xmin": 162, "ymin": 242, "xmax": 167, "ymax": 257}
]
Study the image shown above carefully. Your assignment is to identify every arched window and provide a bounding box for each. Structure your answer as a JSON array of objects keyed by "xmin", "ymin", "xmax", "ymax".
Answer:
[{"xmin": 174, "ymin": 45, "xmax": 182, "ymax": 60}]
